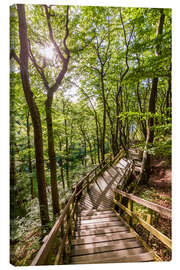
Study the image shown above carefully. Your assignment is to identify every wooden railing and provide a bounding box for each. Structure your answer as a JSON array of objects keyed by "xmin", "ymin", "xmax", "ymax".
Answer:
[
  {"xmin": 113, "ymin": 189, "xmax": 172, "ymax": 253},
  {"xmin": 31, "ymin": 150, "xmax": 125, "ymax": 266}
]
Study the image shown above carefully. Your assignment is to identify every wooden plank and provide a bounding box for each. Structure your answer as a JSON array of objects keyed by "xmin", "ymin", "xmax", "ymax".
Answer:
[
  {"xmin": 71, "ymin": 252, "xmax": 154, "ymax": 264},
  {"xmin": 72, "ymin": 231, "xmax": 136, "ymax": 245},
  {"xmin": 115, "ymin": 190, "xmax": 172, "ymax": 219},
  {"xmin": 71, "ymin": 247, "xmax": 147, "ymax": 264},
  {"xmin": 71, "ymin": 239, "xmax": 142, "ymax": 256},
  {"xmin": 75, "ymin": 220, "xmax": 123, "ymax": 230},
  {"xmin": 79, "ymin": 209, "xmax": 113, "ymax": 216},
  {"xmin": 75, "ymin": 225, "xmax": 128, "ymax": 237},
  {"xmin": 75, "ymin": 229, "xmax": 129, "ymax": 240},
  {"xmin": 77, "ymin": 216, "xmax": 119, "ymax": 225},
  {"xmin": 72, "ymin": 237, "xmax": 137, "ymax": 251},
  {"xmin": 78, "ymin": 212, "xmax": 117, "ymax": 220}
]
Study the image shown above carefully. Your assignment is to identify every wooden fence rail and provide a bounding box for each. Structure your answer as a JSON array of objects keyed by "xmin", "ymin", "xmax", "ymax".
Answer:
[{"xmin": 113, "ymin": 189, "xmax": 172, "ymax": 250}]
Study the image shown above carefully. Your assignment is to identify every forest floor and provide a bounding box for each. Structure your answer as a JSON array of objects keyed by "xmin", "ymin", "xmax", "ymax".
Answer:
[{"xmin": 134, "ymin": 158, "xmax": 172, "ymax": 261}]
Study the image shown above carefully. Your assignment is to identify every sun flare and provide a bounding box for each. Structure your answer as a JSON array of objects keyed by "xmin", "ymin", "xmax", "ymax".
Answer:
[{"xmin": 39, "ymin": 45, "xmax": 55, "ymax": 60}]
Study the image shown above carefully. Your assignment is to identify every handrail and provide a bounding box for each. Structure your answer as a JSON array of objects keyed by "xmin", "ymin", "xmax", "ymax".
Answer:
[
  {"xmin": 115, "ymin": 190, "xmax": 172, "ymax": 219},
  {"xmin": 31, "ymin": 150, "xmax": 125, "ymax": 266},
  {"xmin": 31, "ymin": 188, "xmax": 77, "ymax": 265},
  {"xmin": 113, "ymin": 189, "xmax": 172, "ymax": 250}
]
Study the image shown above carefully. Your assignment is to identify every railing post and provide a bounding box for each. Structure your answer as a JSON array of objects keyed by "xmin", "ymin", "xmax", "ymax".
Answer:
[
  {"xmin": 59, "ymin": 221, "xmax": 65, "ymax": 264},
  {"xmin": 65, "ymin": 206, "xmax": 71, "ymax": 264},
  {"xmin": 127, "ymin": 199, "xmax": 133, "ymax": 226},
  {"xmin": 146, "ymin": 210, "xmax": 152, "ymax": 243},
  {"xmin": 119, "ymin": 194, "xmax": 123, "ymax": 216}
]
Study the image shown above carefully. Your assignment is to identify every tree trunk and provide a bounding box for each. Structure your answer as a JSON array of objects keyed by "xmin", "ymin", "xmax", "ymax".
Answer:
[
  {"xmin": 136, "ymin": 81, "xmax": 147, "ymax": 139},
  {"xmin": 148, "ymin": 77, "xmax": 159, "ymax": 143},
  {"xmin": 100, "ymin": 69, "xmax": 106, "ymax": 161},
  {"xmin": 139, "ymin": 9, "xmax": 165, "ymax": 185},
  {"xmin": 148, "ymin": 9, "xmax": 165, "ymax": 143},
  {"xmin": 26, "ymin": 112, "xmax": 34, "ymax": 199},
  {"xmin": 45, "ymin": 93, "xmax": 60, "ymax": 216},
  {"xmin": 10, "ymin": 72, "xmax": 17, "ymax": 221},
  {"xmin": 59, "ymin": 140, "xmax": 65, "ymax": 190},
  {"xmin": 65, "ymin": 119, "xmax": 70, "ymax": 189},
  {"xmin": 17, "ymin": 4, "xmax": 49, "ymax": 227},
  {"xmin": 84, "ymin": 140, "xmax": 87, "ymax": 166},
  {"xmin": 166, "ymin": 77, "xmax": 171, "ymax": 120}
]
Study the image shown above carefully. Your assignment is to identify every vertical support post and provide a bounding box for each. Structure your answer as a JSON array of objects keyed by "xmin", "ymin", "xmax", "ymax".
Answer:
[
  {"xmin": 119, "ymin": 194, "xmax": 122, "ymax": 216},
  {"xmin": 127, "ymin": 199, "xmax": 133, "ymax": 226},
  {"xmin": 146, "ymin": 211, "xmax": 152, "ymax": 243},
  {"xmin": 59, "ymin": 220, "xmax": 65, "ymax": 264},
  {"xmin": 65, "ymin": 206, "xmax": 71, "ymax": 264}
]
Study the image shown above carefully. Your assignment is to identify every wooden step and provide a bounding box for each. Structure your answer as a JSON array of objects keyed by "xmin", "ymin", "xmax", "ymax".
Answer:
[
  {"xmin": 77, "ymin": 212, "xmax": 116, "ymax": 220},
  {"xmin": 74, "ymin": 225, "xmax": 128, "ymax": 237},
  {"xmin": 72, "ymin": 231, "xmax": 136, "ymax": 245},
  {"xmin": 75, "ymin": 220, "xmax": 124, "ymax": 230},
  {"xmin": 78, "ymin": 209, "xmax": 112, "ymax": 216},
  {"xmin": 71, "ymin": 239, "xmax": 142, "ymax": 256},
  {"xmin": 71, "ymin": 246, "xmax": 147, "ymax": 264},
  {"xmin": 77, "ymin": 216, "xmax": 119, "ymax": 225},
  {"xmin": 89, "ymin": 252, "xmax": 154, "ymax": 264},
  {"xmin": 71, "ymin": 237, "xmax": 137, "ymax": 251}
]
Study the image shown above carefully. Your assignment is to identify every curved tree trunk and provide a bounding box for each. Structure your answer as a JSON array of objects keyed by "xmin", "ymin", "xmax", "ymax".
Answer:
[{"xmin": 17, "ymin": 4, "xmax": 49, "ymax": 227}]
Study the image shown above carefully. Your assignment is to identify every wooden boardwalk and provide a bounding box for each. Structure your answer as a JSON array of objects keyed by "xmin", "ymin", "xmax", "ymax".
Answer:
[{"xmin": 70, "ymin": 158, "xmax": 154, "ymax": 264}]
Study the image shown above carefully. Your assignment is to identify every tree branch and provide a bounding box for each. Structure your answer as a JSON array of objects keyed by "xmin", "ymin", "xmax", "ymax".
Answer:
[
  {"xmin": 10, "ymin": 49, "xmax": 21, "ymax": 65},
  {"xmin": 28, "ymin": 40, "xmax": 50, "ymax": 90}
]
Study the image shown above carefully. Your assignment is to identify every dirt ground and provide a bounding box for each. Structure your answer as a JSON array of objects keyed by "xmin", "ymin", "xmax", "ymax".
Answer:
[{"xmin": 150, "ymin": 159, "xmax": 171, "ymax": 208}]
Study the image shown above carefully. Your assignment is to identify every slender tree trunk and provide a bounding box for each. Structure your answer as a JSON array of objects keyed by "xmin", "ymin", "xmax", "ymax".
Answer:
[
  {"xmin": 100, "ymin": 69, "xmax": 106, "ymax": 161},
  {"xmin": 136, "ymin": 81, "xmax": 147, "ymax": 138},
  {"xmin": 10, "ymin": 77, "xmax": 16, "ymax": 188},
  {"xmin": 94, "ymin": 114, "xmax": 101, "ymax": 164},
  {"xmin": 84, "ymin": 140, "xmax": 87, "ymax": 166},
  {"xmin": 166, "ymin": 77, "xmax": 171, "ymax": 119},
  {"xmin": 45, "ymin": 93, "xmax": 60, "ymax": 216},
  {"xmin": 64, "ymin": 119, "xmax": 70, "ymax": 189},
  {"xmin": 10, "ymin": 72, "xmax": 17, "ymax": 221},
  {"xmin": 10, "ymin": 7, "xmax": 17, "ymax": 221},
  {"xmin": 59, "ymin": 140, "xmax": 65, "ymax": 190},
  {"xmin": 17, "ymin": 4, "xmax": 49, "ymax": 226},
  {"xmin": 148, "ymin": 77, "xmax": 159, "ymax": 143},
  {"xmin": 26, "ymin": 112, "xmax": 34, "ymax": 199},
  {"xmin": 93, "ymin": 139, "xmax": 97, "ymax": 164},
  {"xmin": 88, "ymin": 140, "xmax": 94, "ymax": 165}
]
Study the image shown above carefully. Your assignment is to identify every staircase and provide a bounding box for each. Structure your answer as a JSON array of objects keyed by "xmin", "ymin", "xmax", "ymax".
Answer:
[{"xmin": 70, "ymin": 157, "xmax": 154, "ymax": 264}]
